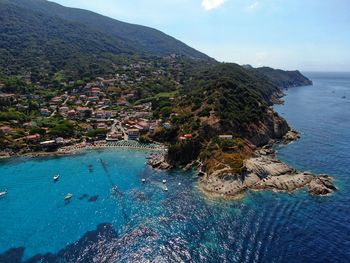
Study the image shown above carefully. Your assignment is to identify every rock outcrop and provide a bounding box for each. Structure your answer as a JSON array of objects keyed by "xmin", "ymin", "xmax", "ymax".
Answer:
[
  {"xmin": 148, "ymin": 153, "xmax": 172, "ymax": 170},
  {"xmin": 199, "ymin": 150, "xmax": 336, "ymax": 199}
]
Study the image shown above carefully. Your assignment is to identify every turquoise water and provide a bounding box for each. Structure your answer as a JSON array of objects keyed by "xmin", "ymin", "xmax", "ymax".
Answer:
[{"xmin": 0, "ymin": 72, "xmax": 350, "ymax": 262}]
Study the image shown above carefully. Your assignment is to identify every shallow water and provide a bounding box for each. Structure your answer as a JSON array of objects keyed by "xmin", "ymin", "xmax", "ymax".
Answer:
[{"xmin": 0, "ymin": 72, "xmax": 349, "ymax": 262}]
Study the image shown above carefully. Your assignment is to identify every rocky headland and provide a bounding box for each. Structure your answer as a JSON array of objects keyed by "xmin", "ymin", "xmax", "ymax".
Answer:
[
  {"xmin": 198, "ymin": 131, "xmax": 336, "ymax": 199},
  {"xmin": 147, "ymin": 106, "xmax": 336, "ymax": 200}
]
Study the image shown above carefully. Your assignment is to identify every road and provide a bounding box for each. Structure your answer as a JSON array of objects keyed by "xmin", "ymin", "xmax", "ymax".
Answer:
[{"xmin": 111, "ymin": 119, "xmax": 128, "ymax": 140}]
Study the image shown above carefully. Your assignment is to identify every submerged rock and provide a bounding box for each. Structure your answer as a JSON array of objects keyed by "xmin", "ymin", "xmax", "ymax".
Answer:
[{"xmin": 88, "ymin": 195, "xmax": 99, "ymax": 202}]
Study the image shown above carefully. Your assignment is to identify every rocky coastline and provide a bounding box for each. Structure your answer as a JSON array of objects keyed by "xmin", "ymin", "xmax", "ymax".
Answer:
[
  {"xmin": 147, "ymin": 152, "xmax": 172, "ymax": 170},
  {"xmin": 198, "ymin": 130, "xmax": 336, "ymax": 199}
]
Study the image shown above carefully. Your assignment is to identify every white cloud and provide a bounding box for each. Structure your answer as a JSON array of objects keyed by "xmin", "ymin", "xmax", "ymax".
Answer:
[
  {"xmin": 248, "ymin": 1, "xmax": 259, "ymax": 10},
  {"xmin": 201, "ymin": 0, "xmax": 226, "ymax": 11}
]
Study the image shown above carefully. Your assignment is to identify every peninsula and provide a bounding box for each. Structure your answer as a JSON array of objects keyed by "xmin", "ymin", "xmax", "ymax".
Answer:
[{"xmin": 0, "ymin": 0, "xmax": 336, "ymax": 199}]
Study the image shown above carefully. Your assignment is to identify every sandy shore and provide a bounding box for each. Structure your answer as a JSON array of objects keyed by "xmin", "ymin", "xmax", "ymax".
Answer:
[{"xmin": 0, "ymin": 140, "xmax": 166, "ymax": 160}]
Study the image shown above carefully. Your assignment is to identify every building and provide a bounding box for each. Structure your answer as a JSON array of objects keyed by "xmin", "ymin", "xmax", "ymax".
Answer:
[
  {"xmin": 55, "ymin": 137, "xmax": 64, "ymax": 144},
  {"xmin": 59, "ymin": 106, "xmax": 69, "ymax": 115},
  {"xmin": 25, "ymin": 134, "xmax": 41, "ymax": 141},
  {"xmin": 67, "ymin": 110, "xmax": 76, "ymax": 119},
  {"xmin": 50, "ymin": 97, "xmax": 61, "ymax": 105},
  {"xmin": 106, "ymin": 132, "xmax": 123, "ymax": 141},
  {"xmin": 219, "ymin": 135, "xmax": 233, "ymax": 140},
  {"xmin": 163, "ymin": 122, "xmax": 172, "ymax": 130},
  {"xmin": 184, "ymin": 134, "xmax": 193, "ymax": 139},
  {"xmin": 0, "ymin": 93, "xmax": 15, "ymax": 99},
  {"xmin": 94, "ymin": 111, "xmax": 105, "ymax": 119},
  {"xmin": 96, "ymin": 123, "xmax": 108, "ymax": 130},
  {"xmin": 127, "ymin": 129, "xmax": 140, "ymax": 140},
  {"xmin": 40, "ymin": 108, "xmax": 50, "ymax": 116},
  {"xmin": 180, "ymin": 134, "xmax": 193, "ymax": 140},
  {"xmin": 0, "ymin": 126, "xmax": 12, "ymax": 135},
  {"xmin": 91, "ymin": 87, "xmax": 101, "ymax": 96},
  {"xmin": 136, "ymin": 120, "xmax": 150, "ymax": 131}
]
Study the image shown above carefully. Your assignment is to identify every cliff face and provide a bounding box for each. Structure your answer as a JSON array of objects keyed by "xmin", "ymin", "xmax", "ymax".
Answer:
[
  {"xmin": 166, "ymin": 108, "xmax": 291, "ymax": 166},
  {"xmin": 166, "ymin": 139, "xmax": 201, "ymax": 166},
  {"xmin": 243, "ymin": 109, "xmax": 290, "ymax": 146}
]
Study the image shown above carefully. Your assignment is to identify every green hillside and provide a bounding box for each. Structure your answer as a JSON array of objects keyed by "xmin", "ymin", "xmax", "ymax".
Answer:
[
  {"xmin": 8, "ymin": 0, "xmax": 210, "ymax": 60},
  {"xmin": 0, "ymin": 0, "xmax": 211, "ymax": 81}
]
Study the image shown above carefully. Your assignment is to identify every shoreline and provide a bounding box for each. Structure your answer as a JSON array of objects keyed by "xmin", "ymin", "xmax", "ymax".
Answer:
[
  {"xmin": 198, "ymin": 130, "xmax": 336, "ymax": 199},
  {"xmin": 0, "ymin": 140, "xmax": 167, "ymax": 160},
  {"xmin": 0, "ymin": 131, "xmax": 337, "ymax": 200}
]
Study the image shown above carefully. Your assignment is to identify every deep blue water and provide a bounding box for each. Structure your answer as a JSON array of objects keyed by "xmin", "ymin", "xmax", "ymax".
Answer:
[{"xmin": 0, "ymin": 72, "xmax": 349, "ymax": 262}]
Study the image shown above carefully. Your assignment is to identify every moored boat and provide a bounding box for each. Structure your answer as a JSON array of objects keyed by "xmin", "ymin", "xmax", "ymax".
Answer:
[
  {"xmin": 162, "ymin": 179, "xmax": 167, "ymax": 184},
  {"xmin": 0, "ymin": 191, "xmax": 7, "ymax": 198},
  {"xmin": 53, "ymin": 174, "xmax": 60, "ymax": 181},
  {"xmin": 64, "ymin": 193, "xmax": 73, "ymax": 200}
]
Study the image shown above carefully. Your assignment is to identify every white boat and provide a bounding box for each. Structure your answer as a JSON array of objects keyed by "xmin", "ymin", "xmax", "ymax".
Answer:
[
  {"xmin": 53, "ymin": 174, "xmax": 60, "ymax": 181},
  {"xmin": 142, "ymin": 179, "xmax": 146, "ymax": 183},
  {"xmin": 162, "ymin": 180, "xmax": 167, "ymax": 184},
  {"xmin": 164, "ymin": 186, "xmax": 168, "ymax": 192},
  {"xmin": 64, "ymin": 193, "xmax": 73, "ymax": 200},
  {"xmin": 0, "ymin": 191, "xmax": 7, "ymax": 198}
]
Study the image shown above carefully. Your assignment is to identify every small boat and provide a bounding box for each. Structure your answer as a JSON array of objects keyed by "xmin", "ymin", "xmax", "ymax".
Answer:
[
  {"xmin": 0, "ymin": 191, "xmax": 7, "ymax": 198},
  {"xmin": 164, "ymin": 186, "xmax": 168, "ymax": 192},
  {"xmin": 53, "ymin": 174, "xmax": 60, "ymax": 181},
  {"xmin": 64, "ymin": 193, "xmax": 73, "ymax": 200},
  {"xmin": 178, "ymin": 183, "xmax": 181, "ymax": 186},
  {"xmin": 142, "ymin": 179, "xmax": 146, "ymax": 183},
  {"xmin": 162, "ymin": 180, "xmax": 167, "ymax": 184}
]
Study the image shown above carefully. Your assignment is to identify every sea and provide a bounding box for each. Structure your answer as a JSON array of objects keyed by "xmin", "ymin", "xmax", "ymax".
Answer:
[{"xmin": 0, "ymin": 72, "xmax": 349, "ymax": 263}]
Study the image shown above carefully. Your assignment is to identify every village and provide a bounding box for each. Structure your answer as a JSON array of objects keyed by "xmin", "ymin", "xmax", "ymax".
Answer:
[{"xmin": 0, "ymin": 57, "xmax": 195, "ymax": 157}]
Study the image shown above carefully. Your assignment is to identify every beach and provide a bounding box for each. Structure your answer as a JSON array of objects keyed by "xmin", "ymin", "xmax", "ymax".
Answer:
[{"xmin": 0, "ymin": 140, "xmax": 167, "ymax": 160}]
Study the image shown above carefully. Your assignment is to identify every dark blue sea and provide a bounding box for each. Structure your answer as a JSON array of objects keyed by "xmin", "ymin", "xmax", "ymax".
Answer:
[{"xmin": 0, "ymin": 72, "xmax": 349, "ymax": 263}]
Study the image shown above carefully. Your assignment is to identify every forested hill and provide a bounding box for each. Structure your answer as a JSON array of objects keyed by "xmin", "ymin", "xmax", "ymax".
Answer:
[
  {"xmin": 8, "ymin": 0, "xmax": 210, "ymax": 60},
  {"xmin": 0, "ymin": 0, "xmax": 210, "ymax": 80},
  {"xmin": 254, "ymin": 67, "xmax": 312, "ymax": 88},
  {"xmin": 0, "ymin": 0, "xmax": 312, "ymax": 89}
]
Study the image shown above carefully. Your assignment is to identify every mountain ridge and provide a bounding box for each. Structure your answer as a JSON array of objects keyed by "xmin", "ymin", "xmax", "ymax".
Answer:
[
  {"xmin": 2, "ymin": 0, "xmax": 211, "ymax": 60},
  {"xmin": 0, "ymin": 0, "xmax": 211, "ymax": 80}
]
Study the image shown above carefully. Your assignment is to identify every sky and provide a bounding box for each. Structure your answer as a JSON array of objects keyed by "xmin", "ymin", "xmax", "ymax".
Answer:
[{"xmin": 50, "ymin": 0, "xmax": 350, "ymax": 71}]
